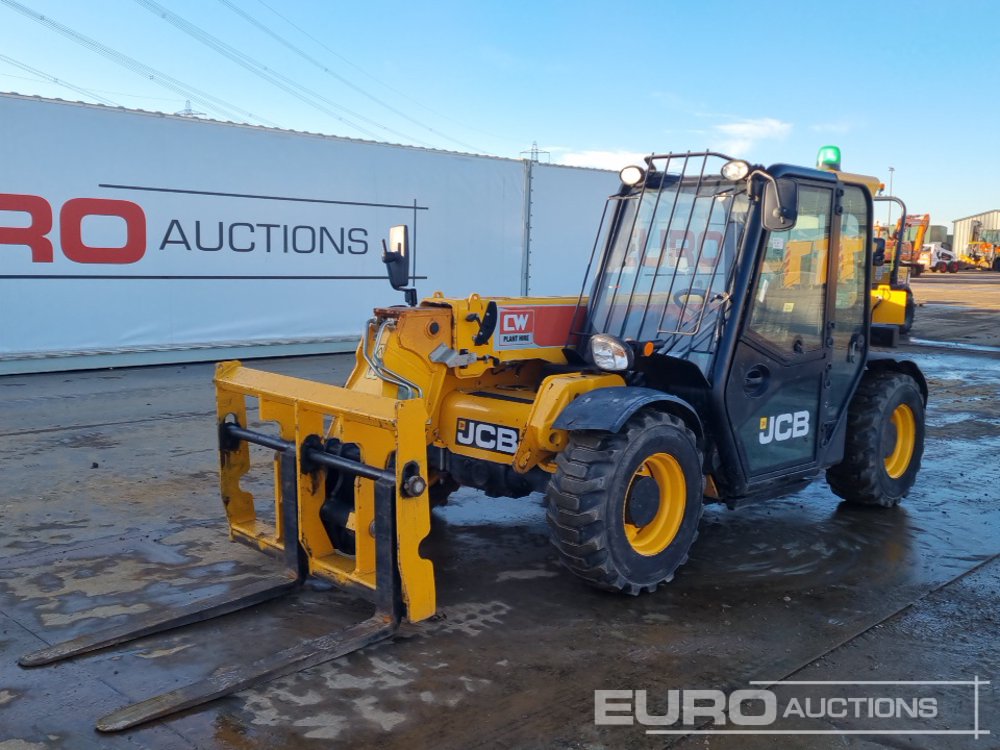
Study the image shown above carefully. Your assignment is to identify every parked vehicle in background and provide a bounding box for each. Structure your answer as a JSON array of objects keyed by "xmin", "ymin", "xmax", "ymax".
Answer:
[
  {"xmin": 964, "ymin": 241, "xmax": 1000, "ymax": 271},
  {"xmin": 921, "ymin": 242, "xmax": 960, "ymax": 273},
  {"xmin": 876, "ymin": 214, "xmax": 929, "ymax": 277}
]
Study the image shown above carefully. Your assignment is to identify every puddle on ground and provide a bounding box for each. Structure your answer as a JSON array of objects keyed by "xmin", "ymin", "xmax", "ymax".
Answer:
[{"xmin": 910, "ymin": 338, "xmax": 1000, "ymax": 354}]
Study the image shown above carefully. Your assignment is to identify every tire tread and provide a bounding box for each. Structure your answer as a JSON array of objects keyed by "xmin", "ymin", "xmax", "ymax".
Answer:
[
  {"xmin": 546, "ymin": 411, "xmax": 703, "ymax": 594},
  {"xmin": 827, "ymin": 371, "xmax": 923, "ymax": 507}
]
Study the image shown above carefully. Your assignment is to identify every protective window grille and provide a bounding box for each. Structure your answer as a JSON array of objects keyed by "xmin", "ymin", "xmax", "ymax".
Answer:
[{"xmin": 572, "ymin": 152, "xmax": 749, "ymax": 371}]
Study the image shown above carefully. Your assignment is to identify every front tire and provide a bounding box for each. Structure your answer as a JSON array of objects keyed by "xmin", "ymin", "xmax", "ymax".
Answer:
[
  {"xmin": 546, "ymin": 411, "xmax": 704, "ymax": 594},
  {"xmin": 827, "ymin": 371, "xmax": 925, "ymax": 507}
]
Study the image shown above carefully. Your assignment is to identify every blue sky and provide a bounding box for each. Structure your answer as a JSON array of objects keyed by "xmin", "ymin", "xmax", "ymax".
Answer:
[{"xmin": 2, "ymin": 0, "xmax": 998, "ymax": 226}]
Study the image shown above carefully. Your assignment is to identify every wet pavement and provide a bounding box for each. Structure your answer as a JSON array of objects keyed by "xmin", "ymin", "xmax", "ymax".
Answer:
[
  {"xmin": 1, "ymin": 315, "xmax": 999, "ymax": 748},
  {"xmin": 909, "ymin": 270, "xmax": 1000, "ymax": 349}
]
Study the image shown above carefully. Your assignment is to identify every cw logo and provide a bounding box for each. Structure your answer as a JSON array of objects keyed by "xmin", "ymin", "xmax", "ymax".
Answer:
[
  {"xmin": 758, "ymin": 411, "xmax": 810, "ymax": 444},
  {"xmin": 500, "ymin": 310, "xmax": 533, "ymax": 333}
]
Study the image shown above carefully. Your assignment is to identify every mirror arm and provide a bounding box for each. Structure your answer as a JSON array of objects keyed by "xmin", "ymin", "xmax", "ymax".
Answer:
[{"xmin": 747, "ymin": 168, "xmax": 784, "ymax": 221}]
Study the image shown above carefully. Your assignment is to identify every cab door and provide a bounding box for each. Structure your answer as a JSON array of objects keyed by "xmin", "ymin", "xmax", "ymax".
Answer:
[
  {"xmin": 823, "ymin": 184, "xmax": 871, "ymax": 454},
  {"xmin": 724, "ymin": 183, "xmax": 836, "ymax": 481}
]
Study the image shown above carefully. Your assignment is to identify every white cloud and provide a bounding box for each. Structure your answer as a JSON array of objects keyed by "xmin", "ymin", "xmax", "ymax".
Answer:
[
  {"xmin": 556, "ymin": 149, "xmax": 649, "ymax": 171},
  {"xmin": 713, "ymin": 118, "xmax": 792, "ymax": 156}
]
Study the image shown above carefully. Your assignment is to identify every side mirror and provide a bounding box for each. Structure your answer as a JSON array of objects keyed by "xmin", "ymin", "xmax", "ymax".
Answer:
[
  {"xmin": 872, "ymin": 237, "xmax": 886, "ymax": 267},
  {"xmin": 762, "ymin": 178, "xmax": 798, "ymax": 232},
  {"xmin": 382, "ymin": 225, "xmax": 410, "ymax": 291}
]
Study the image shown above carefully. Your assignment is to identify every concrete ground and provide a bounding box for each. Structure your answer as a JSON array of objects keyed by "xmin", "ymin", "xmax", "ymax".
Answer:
[
  {"xmin": 1, "ymin": 273, "xmax": 998, "ymax": 749},
  {"xmin": 909, "ymin": 269, "xmax": 1000, "ymax": 348}
]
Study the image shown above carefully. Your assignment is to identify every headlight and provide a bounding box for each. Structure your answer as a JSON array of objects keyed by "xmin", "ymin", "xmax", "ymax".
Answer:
[
  {"xmin": 721, "ymin": 159, "xmax": 750, "ymax": 181},
  {"xmin": 589, "ymin": 334, "xmax": 634, "ymax": 371},
  {"xmin": 619, "ymin": 165, "xmax": 645, "ymax": 187}
]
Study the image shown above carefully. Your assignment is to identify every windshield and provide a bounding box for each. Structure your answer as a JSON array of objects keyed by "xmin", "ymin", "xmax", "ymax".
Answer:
[{"xmin": 583, "ymin": 155, "xmax": 749, "ymax": 374}]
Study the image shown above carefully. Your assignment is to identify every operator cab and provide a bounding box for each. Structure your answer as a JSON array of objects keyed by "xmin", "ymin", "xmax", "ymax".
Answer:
[
  {"xmin": 582, "ymin": 154, "xmax": 752, "ymax": 377},
  {"xmin": 574, "ymin": 151, "xmax": 878, "ymax": 500}
]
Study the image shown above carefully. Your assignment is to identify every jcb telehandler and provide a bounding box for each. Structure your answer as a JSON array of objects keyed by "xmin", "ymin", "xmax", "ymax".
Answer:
[{"xmin": 22, "ymin": 150, "xmax": 927, "ymax": 731}]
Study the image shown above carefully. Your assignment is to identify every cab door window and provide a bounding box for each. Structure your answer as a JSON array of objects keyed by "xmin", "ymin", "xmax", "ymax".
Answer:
[
  {"xmin": 748, "ymin": 185, "xmax": 833, "ymax": 353},
  {"xmin": 828, "ymin": 185, "xmax": 870, "ymax": 410}
]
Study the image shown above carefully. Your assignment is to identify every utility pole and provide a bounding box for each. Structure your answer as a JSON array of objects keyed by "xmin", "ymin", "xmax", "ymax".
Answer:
[{"xmin": 519, "ymin": 141, "xmax": 550, "ymax": 163}]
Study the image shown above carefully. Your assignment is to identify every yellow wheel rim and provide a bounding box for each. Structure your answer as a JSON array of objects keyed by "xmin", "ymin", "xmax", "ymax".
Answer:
[
  {"xmin": 884, "ymin": 403, "xmax": 916, "ymax": 479},
  {"xmin": 623, "ymin": 452, "xmax": 686, "ymax": 556}
]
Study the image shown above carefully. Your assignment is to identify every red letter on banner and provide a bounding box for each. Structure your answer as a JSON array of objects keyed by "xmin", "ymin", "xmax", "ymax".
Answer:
[
  {"xmin": 61, "ymin": 198, "xmax": 147, "ymax": 264},
  {"xmin": 0, "ymin": 193, "xmax": 54, "ymax": 262}
]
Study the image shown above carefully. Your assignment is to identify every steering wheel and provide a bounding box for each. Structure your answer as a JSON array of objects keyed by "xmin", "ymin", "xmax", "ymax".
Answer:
[{"xmin": 672, "ymin": 288, "xmax": 708, "ymax": 306}]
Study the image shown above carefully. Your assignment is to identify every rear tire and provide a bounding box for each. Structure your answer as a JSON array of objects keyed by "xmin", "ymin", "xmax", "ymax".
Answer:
[
  {"xmin": 546, "ymin": 410, "xmax": 704, "ymax": 594},
  {"xmin": 948, "ymin": 261, "xmax": 959, "ymax": 273},
  {"xmin": 827, "ymin": 372, "xmax": 924, "ymax": 507}
]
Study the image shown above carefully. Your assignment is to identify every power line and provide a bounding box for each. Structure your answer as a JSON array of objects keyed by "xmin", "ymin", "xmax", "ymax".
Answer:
[
  {"xmin": 217, "ymin": 0, "xmax": 486, "ymax": 153},
  {"xmin": 0, "ymin": 71, "xmax": 197, "ymax": 102},
  {"xmin": 133, "ymin": 0, "xmax": 434, "ymax": 145},
  {"xmin": 0, "ymin": 0, "xmax": 278, "ymax": 126},
  {"xmin": 254, "ymin": 0, "xmax": 522, "ymax": 146},
  {"xmin": 51, "ymin": 87, "xmax": 186, "ymax": 103},
  {"xmin": 0, "ymin": 53, "xmax": 120, "ymax": 106}
]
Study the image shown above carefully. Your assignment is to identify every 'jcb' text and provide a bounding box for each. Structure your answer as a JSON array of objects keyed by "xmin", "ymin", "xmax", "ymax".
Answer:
[
  {"xmin": 455, "ymin": 419, "xmax": 519, "ymax": 454},
  {"xmin": 758, "ymin": 411, "xmax": 810, "ymax": 444}
]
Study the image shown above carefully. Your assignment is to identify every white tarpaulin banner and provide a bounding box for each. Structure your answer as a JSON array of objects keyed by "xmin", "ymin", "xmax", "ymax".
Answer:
[
  {"xmin": 526, "ymin": 163, "xmax": 618, "ymax": 296},
  {"xmin": 0, "ymin": 94, "xmax": 615, "ymax": 372}
]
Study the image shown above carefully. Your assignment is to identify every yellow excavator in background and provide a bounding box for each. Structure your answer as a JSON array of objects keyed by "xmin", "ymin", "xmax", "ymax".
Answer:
[
  {"xmin": 961, "ymin": 242, "xmax": 996, "ymax": 270},
  {"xmin": 875, "ymin": 213, "xmax": 929, "ymax": 277}
]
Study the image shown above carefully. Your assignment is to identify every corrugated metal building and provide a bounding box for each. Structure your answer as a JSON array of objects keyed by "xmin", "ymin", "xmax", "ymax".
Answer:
[{"xmin": 953, "ymin": 209, "xmax": 1000, "ymax": 252}]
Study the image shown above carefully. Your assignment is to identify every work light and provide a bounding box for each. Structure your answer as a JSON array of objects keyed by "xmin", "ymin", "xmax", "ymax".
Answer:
[
  {"xmin": 619, "ymin": 165, "xmax": 645, "ymax": 187},
  {"xmin": 589, "ymin": 334, "xmax": 634, "ymax": 371},
  {"xmin": 721, "ymin": 159, "xmax": 750, "ymax": 181}
]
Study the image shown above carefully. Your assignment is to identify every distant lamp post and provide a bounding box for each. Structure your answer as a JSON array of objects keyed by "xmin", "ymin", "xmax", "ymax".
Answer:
[{"xmin": 887, "ymin": 166, "xmax": 895, "ymax": 225}]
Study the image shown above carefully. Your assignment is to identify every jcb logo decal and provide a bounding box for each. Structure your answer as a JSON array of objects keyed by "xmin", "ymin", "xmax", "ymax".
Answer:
[
  {"xmin": 455, "ymin": 418, "xmax": 519, "ymax": 454},
  {"xmin": 759, "ymin": 411, "xmax": 810, "ymax": 444}
]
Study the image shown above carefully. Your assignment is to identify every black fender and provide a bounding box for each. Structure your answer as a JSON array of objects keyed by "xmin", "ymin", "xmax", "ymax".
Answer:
[
  {"xmin": 552, "ymin": 386, "xmax": 703, "ymax": 443},
  {"xmin": 866, "ymin": 354, "xmax": 929, "ymax": 404}
]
